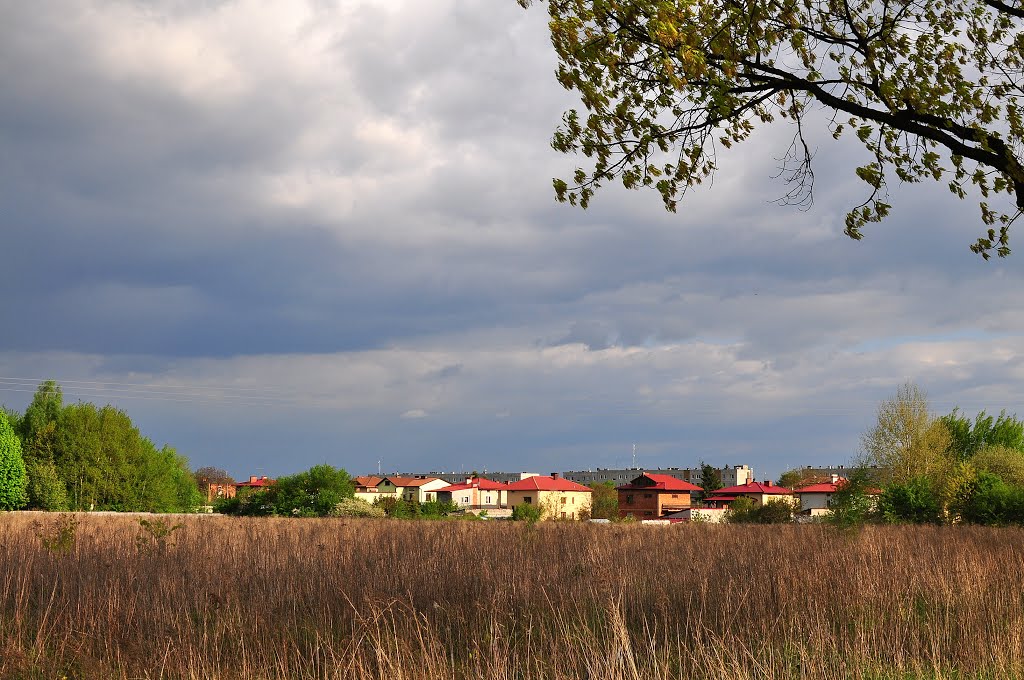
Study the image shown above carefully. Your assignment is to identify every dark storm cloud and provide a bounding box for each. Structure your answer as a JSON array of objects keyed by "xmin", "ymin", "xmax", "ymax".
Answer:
[{"xmin": 3, "ymin": 0, "xmax": 1024, "ymax": 480}]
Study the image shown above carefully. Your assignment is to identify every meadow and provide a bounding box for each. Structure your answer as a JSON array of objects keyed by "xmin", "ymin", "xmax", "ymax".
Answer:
[{"xmin": 2, "ymin": 514, "xmax": 1023, "ymax": 679}]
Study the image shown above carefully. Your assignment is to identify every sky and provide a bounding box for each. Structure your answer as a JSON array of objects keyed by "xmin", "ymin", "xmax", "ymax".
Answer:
[{"xmin": 3, "ymin": 0, "xmax": 1024, "ymax": 481}]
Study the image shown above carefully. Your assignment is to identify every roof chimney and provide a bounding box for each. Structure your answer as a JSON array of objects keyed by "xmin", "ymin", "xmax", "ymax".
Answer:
[
  {"xmin": 249, "ymin": 476, "xmax": 257, "ymax": 484},
  {"xmin": 551, "ymin": 472, "xmax": 560, "ymax": 480}
]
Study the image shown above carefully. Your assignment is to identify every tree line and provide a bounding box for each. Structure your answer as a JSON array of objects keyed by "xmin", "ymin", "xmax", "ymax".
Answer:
[
  {"xmin": 777, "ymin": 383, "xmax": 1024, "ymax": 527},
  {"xmin": 0, "ymin": 381, "xmax": 200, "ymax": 512}
]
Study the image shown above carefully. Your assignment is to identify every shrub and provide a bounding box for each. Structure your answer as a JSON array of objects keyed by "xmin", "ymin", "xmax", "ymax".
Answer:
[{"xmin": 511, "ymin": 503, "xmax": 542, "ymax": 523}]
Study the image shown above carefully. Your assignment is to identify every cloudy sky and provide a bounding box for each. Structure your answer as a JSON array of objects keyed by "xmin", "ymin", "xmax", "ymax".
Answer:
[{"xmin": 2, "ymin": 0, "xmax": 1023, "ymax": 481}]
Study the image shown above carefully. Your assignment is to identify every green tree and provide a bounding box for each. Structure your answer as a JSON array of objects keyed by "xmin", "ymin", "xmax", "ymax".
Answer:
[
  {"xmin": 699, "ymin": 462, "xmax": 722, "ymax": 496},
  {"xmin": 971, "ymin": 444, "xmax": 1024, "ymax": 486},
  {"xmin": 725, "ymin": 496, "xmax": 757, "ymax": 523},
  {"xmin": 0, "ymin": 411, "xmax": 28, "ymax": 510},
  {"xmin": 26, "ymin": 460, "xmax": 69, "ymax": 511},
  {"xmin": 18, "ymin": 380, "xmax": 63, "ymax": 449},
  {"xmin": 512, "ymin": 502, "xmax": 543, "ymax": 522},
  {"xmin": 860, "ymin": 383, "xmax": 952, "ymax": 485},
  {"xmin": 522, "ymin": 0, "xmax": 1024, "ymax": 257},
  {"xmin": 940, "ymin": 409, "xmax": 1024, "ymax": 460},
  {"xmin": 586, "ymin": 480, "xmax": 619, "ymax": 519},
  {"xmin": 755, "ymin": 499, "xmax": 794, "ymax": 524},
  {"xmin": 51, "ymin": 402, "xmax": 197, "ymax": 512},
  {"xmin": 272, "ymin": 464, "xmax": 354, "ymax": 517},
  {"xmin": 826, "ymin": 468, "xmax": 876, "ymax": 530},
  {"xmin": 877, "ymin": 476, "xmax": 944, "ymax": 524}
]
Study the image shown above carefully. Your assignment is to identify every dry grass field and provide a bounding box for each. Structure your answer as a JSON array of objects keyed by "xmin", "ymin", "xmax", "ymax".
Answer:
[{"xmin": 2, "ymin": 514, "xmax": 1024, "ymax": 679}]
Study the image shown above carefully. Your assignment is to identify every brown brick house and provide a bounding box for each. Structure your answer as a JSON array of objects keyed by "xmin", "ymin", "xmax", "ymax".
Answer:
[{"xmin": 616, "ymin": 473, "xmax": 702, "ymax": 519}]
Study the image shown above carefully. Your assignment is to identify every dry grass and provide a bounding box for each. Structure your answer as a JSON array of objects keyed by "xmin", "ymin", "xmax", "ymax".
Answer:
[{"xmin": 2, "ymin": 514, "xmax": 1023, "ymax": 679}]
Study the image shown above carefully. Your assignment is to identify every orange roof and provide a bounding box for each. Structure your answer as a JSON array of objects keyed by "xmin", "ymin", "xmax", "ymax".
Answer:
[
  {"xmin": 353, "ymin": 476, "xmax": 383, "ymax": 488},
  {"xmin": 505, "ymin": 476, "xmax": 591, "ymax": 492},
  {"xmin": 711, "ymin": 480, "xmax": 793, "ymax": 495},
  {"xmin": 617, "ymin": 473, "xmax": 701, "ymax": 492}
]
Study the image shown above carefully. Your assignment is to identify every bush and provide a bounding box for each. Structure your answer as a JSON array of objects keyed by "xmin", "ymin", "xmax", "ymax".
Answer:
[
  {"xmin": 333, "ymin": 497, "xmax": 385, "ymax": 518},
  {"xmin": 878, "ymin": 476, "xmax": 943, "ymax": 524},
  {"xmin": 511, "ymin": 503, "xmax": 542, "ymax": 523}
]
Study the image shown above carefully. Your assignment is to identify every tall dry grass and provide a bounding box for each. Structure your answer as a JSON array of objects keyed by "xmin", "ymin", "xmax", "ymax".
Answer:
[{"xmin": 1, "ymin": 514, "xmax": 1023, "ymax": 679}]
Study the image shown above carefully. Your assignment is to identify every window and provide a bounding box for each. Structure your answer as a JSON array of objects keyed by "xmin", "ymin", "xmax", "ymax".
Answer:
[
  {"xmin": 644, "ymin": 493, "xmax": 652, "ymax": 499},
  {"xmin": 462, "ymin": 496, "xmax": 470, "ymax": 504},
  {"xmin": 626, "ymin": 495, "xmax": 634, "ymax": 504},
  {"xmin": 524, "ymin": 496, "xmax": 533, "ymax": 504},
  {"xmin": 671, "ymin": 494, "xmax": 678, "ymax": 498},
  {"xmin": 485, "ymin": 495, "xmax": 492, "ymax": 504},
  {"xmin": 561, "ymin": 497, "xmax": 567, "ymax": 505},
  {"xmin": 561, "ymin": 512, "xmax": 567, "ymax": 519}
]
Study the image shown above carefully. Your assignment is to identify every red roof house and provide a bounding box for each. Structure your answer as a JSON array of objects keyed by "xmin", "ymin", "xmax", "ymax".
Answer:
[
  {"xmin": 703, "ymin": 480, "xmax": 794, "ymax": 508},
  {"xmin": 794, "ymin": 476, "xmax": 882, "ymax": 514},
  {"xmin": 616, "ymin": 472, "xmax": 702, "ymax": 519},
  {"xmin": 505, "ymin": 474, "xmax": 592, "ymax": 520},
  {"xmin": 435, "ymin": 477, "xmax": 509, "ymax": 511}
]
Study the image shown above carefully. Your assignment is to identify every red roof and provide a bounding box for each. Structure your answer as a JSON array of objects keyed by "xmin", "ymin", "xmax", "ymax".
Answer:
[
  {"xmin": 711, "ymin": 480, "xmax": 793, "ymax": 495},
  {"xmin": 505, "ymin": 476, "xmax": 591, "ymax": 492},
  {"xmin": 617, "ymin": 473, "xmax": 701, "ymax": 492},
  {"xmin": 443, "ymin": 477, "xmax": 508, "ymax": 492},
  {"xmin": 796, "ymin": 479, "xmax": 882, "ymax": 495},
  {"xmin": 237, "ymin": 476, "xmax": 275, "ymax": 488}
]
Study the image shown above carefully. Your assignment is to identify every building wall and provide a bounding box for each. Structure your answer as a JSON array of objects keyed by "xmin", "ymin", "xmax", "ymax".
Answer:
[
  {"xmin": 798, "ymin": 492, "xmax": 832, "ymax": 512},
  {"xmin": 506, "ymin": 489, "xmax": 591, "ymax": 520},
  {"xmin": 617, "ymin": 490, "xmax": 692, "ymax": 519}
]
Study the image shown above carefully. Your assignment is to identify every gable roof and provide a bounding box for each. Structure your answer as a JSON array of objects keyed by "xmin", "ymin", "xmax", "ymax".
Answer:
[
  {"xmin": 443, "ymin": 477, "xmax": 508, "ymax": 492},
  {"xmin": 710, "ymin": 480, "xmax": 793, "ymax": 496},
  {"xmin": 379, "ymin": 476, "xmax": 445, "ymax": 488},
  {"xmin": 617, "ymin": 473, "xmax": 701, "ymax": 492},
  {"xmin": 353, "ymin": 476, "xmax": 383, "ymax": 488},
  {"xmin": 505, "ymin": 476, "xmax": 591, "ymax": 492}
]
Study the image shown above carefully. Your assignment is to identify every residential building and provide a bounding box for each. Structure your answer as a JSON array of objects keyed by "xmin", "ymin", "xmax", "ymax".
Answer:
[
  {"xmin": 353, "ymin": 476, "xmax": 385, "ymax": 503},
  {"xmin": 505, "ymin": 474, "xmax": 592, "ymax": 520},
  {"xmin": 375, "ymin": 476, "xmax": 450, "ymax": 503},
  {"xmin": 794, "ymin": 475, "xmax": 882, "ymax": 516},
  {"xmin": 435, "ymin": 477, "xmax": 508, "ymax": 511},
  {"xmin": 616, "ymin": 472, "xmax": 702, "ymax": 519},
  {"xmin": 703, "ymin": 480, "xmax": 795, "ymax": 508}
]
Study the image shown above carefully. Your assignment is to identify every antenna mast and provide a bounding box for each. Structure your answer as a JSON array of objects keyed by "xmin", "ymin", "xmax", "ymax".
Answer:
[{"xmin": 632, "ymin": 443, "xmax": 637, "ymax": 469}]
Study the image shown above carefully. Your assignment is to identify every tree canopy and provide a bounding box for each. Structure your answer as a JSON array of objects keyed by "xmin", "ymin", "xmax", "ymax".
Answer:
[
  {"xmin": 521, "ymin": 0, "xmax": 1024, "ymax": 256},
  {"xmin": 0, "ymin": 411, "xmax": 28, "ymax": 510},
  {"xmin": 4, "ymin": 382, "xmax": 200, "ymax": 513}
]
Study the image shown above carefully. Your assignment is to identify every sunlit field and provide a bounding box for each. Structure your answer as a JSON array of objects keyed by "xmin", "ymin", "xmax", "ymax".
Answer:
[{"xmin": 2, "ymin": 514, "xmax": 1023, "ymax": 679}]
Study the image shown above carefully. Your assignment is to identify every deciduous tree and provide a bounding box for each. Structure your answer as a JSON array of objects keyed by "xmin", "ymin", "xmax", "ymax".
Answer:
[
  {"xmin": 860, "ymin": 383, "xmax": 952, "ymax": 485},
  {"xmin": 521, "ymin": 0, "xmax": 1024, "ymax": 256},
  {"xmin": 0, "ymin": 412, "xmax": 28, "ymax": 510}
]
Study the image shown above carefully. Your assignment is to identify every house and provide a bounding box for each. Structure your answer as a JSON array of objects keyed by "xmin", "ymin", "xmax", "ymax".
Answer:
[
  {"xmin": 616, "ymin": 472, "xmax": 702, "ymax": 519},
  {"xmin": 703, "ymin": 480, "xmax": 795, "ymax": 508},
  {"xmin": 375, "ymin": 476, "xmax": 451, "ymax": 503},
  {"xmin": 353, "ymin": 476, "xmax": 385, "ymax": 503},
  {"xmin": 202, "ymin": 481, "xmax": 236, "ymax": 503},
  {"xmin": 505, "ymin": 474, "xmax": 592, "ymax": 520},
  {"xmin": 236, "ymin": 475, "xmax": 275, "ymax": 493},
  {"xmin": 794, "ymin": 475, "xmax": 882, "ymax": 516},
  {"xmin": 435, "ymin": 477, "xmax": 509, "ymax": 512}
]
